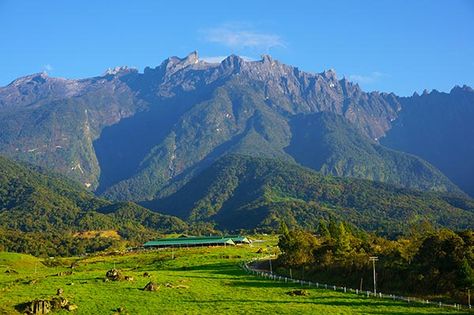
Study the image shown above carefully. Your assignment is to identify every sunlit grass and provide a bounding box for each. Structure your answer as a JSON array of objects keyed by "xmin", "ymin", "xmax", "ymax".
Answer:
[{"xmin": 0, "ymin": 238, "xmax": 467, "ymax": 314}]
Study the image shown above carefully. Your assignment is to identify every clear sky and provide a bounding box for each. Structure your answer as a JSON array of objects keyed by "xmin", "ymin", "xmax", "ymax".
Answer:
[{"xmin": 1, "ymin": 0, "xmax": 473, "ymax": 96}]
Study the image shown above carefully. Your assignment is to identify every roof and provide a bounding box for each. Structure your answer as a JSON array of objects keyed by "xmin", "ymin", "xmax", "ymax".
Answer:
[
  {"xmin": 143, "ymin": 235, "xmax": 251, "ymax": 247},
  {"xmin": 144, "ymin": 237, "xmax": 235, "ymax": 247}
]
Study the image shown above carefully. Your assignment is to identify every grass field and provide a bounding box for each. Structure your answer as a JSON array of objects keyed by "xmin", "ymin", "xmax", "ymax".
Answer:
[{"xmin": 0, "ymin": 237, "xmax": 469, "ymax": 314}]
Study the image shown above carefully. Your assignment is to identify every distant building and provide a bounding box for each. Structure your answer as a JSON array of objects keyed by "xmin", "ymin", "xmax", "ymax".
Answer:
[{"xmin": 143, "ymin": 235, "xmax": 251, "ymax": 248}]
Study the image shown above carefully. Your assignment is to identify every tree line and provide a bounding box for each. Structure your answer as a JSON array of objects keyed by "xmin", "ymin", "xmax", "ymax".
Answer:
[{"xmin": 276, "ymin": 221, "xmax": 474, "ymax": 304}]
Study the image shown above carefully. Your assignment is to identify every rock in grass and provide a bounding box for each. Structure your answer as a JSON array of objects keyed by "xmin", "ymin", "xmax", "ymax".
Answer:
[
  {"xmin": 50, "ymin": 296, "xmax": 69, "ymax": 309},
  {"xmin": 56, "ymin": 288, "xmax": 64, "ymax": 296},
  {"xmin": 19, "ymin": 296, "xmax": 76, "ymax": 314},
  {"xmin": 287, "ymin": 289, "xmax": 309, "ymax": 296},
  {"xmin": 22, "ymin": 299, "xmax": 52, "ymax": 314},
  {"xmin": 66, "ymin": 304, "xmax": 78, "ymax": 311},
  {"xmin": 143, "ymin": 282, "xmax": 160, "ymax": 291},
  {"xmin": 106, "ymin": 269, "xmax": 124, "ymax": 281}
]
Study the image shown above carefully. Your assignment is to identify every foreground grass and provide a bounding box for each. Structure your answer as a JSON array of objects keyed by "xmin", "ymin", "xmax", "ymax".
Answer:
[{"xmin": 0, "ymin": 239, "xmax": 468, "ymax": 314}]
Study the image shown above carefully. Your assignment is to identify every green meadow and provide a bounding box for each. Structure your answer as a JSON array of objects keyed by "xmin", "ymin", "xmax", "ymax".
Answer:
[{"xmin": 0, "ymin": 237, "xmax": 468, "ymax": 314}]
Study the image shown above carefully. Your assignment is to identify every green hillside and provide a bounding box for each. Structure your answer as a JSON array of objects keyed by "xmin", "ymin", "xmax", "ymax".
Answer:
[
  {"xmin": 148, "ymin": 155, "xmax": 474, "ymax": 235},
  {"xmin": 0, "ymin": 155, "xmax": 187, "ymax": 256},
  {"xmin": 0, "ymin": 243, "xmax": 467, "ymax": 314}
]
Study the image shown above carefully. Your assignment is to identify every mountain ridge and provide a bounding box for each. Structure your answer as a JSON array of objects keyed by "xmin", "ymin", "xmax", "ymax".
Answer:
[{"xmin": 0, "ymin": 52, "xmax": 472, "ymax": 199}]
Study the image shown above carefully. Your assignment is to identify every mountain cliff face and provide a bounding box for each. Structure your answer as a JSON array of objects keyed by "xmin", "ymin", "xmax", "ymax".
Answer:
[
  {"xmin": 0, "ymin": 52, "xmax": 471, "ymax": 200},
  {"xmin": 382, "ymin": 86, "xmax": 474, "ymax": 197}
]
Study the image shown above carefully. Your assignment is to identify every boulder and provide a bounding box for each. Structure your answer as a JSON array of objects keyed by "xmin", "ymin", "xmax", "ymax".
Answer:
[
  {"xmin": 23, "ymin": 299, "xmax": 52, "ymax": 315},
  {"xmin": 106, "ymin": 269, "xmax": 124, "ymax": 281},
  {"xmin": 66, "ymin": 304, "xmax": 78, "ymax": 311},
  {"xmin": 143, "ymin": 282, "xmax": 160, "ymax": 291},
  {"xmin": 50, "ymin": 296, "xmax": 69, "ymax": 309},
  {"xmin": 287, "ymin": 289, "xmax": 310, "ymax": 296}
]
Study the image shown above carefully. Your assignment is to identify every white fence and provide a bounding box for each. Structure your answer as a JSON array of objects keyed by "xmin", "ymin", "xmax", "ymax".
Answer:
[{"xmin": 240, "ymin": 259, "xmax": 472, "ymax": 312}]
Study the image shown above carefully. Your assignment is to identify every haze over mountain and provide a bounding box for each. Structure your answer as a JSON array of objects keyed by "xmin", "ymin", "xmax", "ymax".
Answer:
[{"xmin": 0, "ymin": 52, "xmax": 472, "ymax": 203}]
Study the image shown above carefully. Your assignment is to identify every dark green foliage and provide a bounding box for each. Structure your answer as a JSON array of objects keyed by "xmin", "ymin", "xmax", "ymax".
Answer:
[
  {"xmin": 0, "ymin": 155, "xmax": 187, "ymax": 255},
  {"xmin": 148, "ymin": 155, "xmax": 474, "ymax": 234},
  {"xmin": 277, "ymin": 224, "xmax": 474, "ymax": 302}
]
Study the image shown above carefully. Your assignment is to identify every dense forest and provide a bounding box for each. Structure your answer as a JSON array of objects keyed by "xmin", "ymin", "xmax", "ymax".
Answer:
[
  {"xmin": 151, "ymin": 155, "xmax": 474, "ymax": 234},
  {"xmin": 276, "ymin": 222, "xmax": 474, "ymax": 304},
  {"xmin": 0, "ymin": 156, "xmax": 189, "ymax": 256}
]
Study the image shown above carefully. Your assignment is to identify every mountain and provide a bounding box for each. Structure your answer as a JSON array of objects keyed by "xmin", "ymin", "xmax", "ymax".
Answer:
[
  {"xmin": 145, "ymin": 155, "xmax": 474, "ymax": 235},
  {"xmin": 0, "ymin": 70, "xmax": 146, "ymax": 189},
  {"xmin": 0, "ymin": 52, "xmax": 471, "ymax": 200},
  {"xmin": 285, "ymin": 112, "xmax": 461, "ymax": 194},
  {"xmin": 382, "ymin": 86, "xmax": 474, "ymax": 197},
  {"xmin": 0, "ymin": 155, "xmax": 186, "ymax": 234}
]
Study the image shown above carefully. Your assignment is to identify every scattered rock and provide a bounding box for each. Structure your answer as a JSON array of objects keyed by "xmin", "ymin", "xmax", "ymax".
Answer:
[
  {"xmin": 105, "ymin": 269, "xmax": 124, "ymax": 281},
  {"xmin": 256, "ymin": 248, "xmax": 264, "ymax": 254},
  {"xmin": 56, "ymin": 271, "xmax": 73, "ymax": 276},
  {"xmin": 175, "ymin": 285, "xmax": 189, "ymax": 289},
  {"xmin": 143, "ymin": 282, "xmax": 160, "ymax": 291},
  {"xmin": 28, "ymin": 279, "xmax": 39, "ymax": 285},
  {"xmin": 56, "ymin": 288, "xmax": 64, "ymax": 296},
  {"xmin": 66, "ymin": 304, "xmax": 78, "ymax": 311},
  {"xmin": 4, "ymin": 269, "xmax": 19, "ymax": 274},
  {"xmin": 124, "ymin": 276, "xmax": 134, "ymax": 281},
  {"xmin": 19, "ymin": 296, "xmax": 77, "ymax": 314},
  {"xmin": 50, "ymin": 296, "xmax": 69, "ymax": 309},
  {"xmin": 287, "ymin": 289, "xmax": 310, "ymax": 296},
  {"xmin": 23, "ymin": 299, "xmax": 52, "ymax": 314},
  {"xmin": 165, "ymin": 282, "xmax": 173, "ymax": 288},
  {"xmin": 143, "ymin": 272, "xmax": 150, "ymax": 277}
]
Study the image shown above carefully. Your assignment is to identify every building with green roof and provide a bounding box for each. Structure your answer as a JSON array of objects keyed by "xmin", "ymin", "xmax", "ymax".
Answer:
[{"xmin": 143, "ymin": 235, "xmax": 250, "ymax": 248}]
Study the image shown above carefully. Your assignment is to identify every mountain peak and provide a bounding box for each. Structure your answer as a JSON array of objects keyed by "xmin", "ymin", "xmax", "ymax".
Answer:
[
  {"xmin": 9, "ymin": 72, "xmax": 49, "ymax": 86},
  {"xmin": 103, "ymin": 66, "xmax": 137, "ymax": 76},
  {"xmin": 451, "ymin": 85, "xmax": 474, "ymax": 94},
  {"xmin": 322, "ymin": 69, "xmax": 337, "ymax": 81},
  {"xmin": 261, "ymin": 54, "xmax": 274, "ymax": 63},
  {"xmin": 221, "ymin": 54, "xmax": 245, "ymax": 70}
]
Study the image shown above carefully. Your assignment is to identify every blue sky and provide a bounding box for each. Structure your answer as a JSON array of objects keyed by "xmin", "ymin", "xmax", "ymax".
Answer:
[{"xmin": 0, "ymin": 0, "xmax": 473, "ymax": 95}]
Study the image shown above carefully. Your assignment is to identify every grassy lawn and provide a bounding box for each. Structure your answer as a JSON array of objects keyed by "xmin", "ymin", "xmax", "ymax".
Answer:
[{"xmin": 0, "ymin": 237, "xmax": 468, "ymax": 314}]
